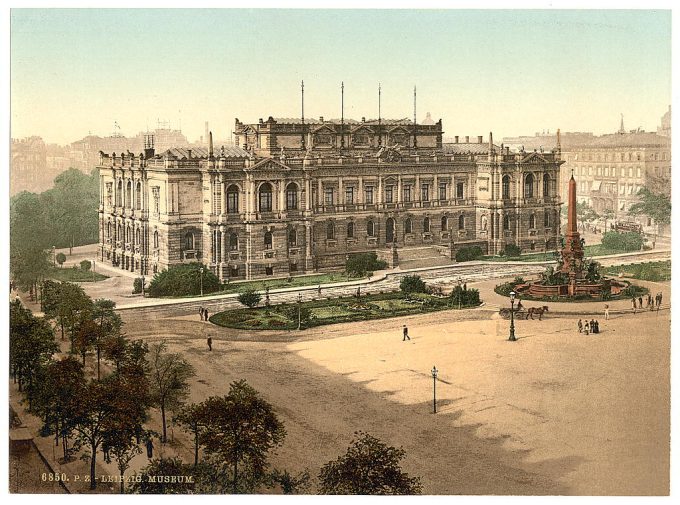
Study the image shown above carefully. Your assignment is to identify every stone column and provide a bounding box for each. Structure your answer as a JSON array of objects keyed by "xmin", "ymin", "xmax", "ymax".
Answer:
[
  {"xmin": 378, "ymin": 176, "xmax": 383, "ymax": 205},
  {"xmin": 338, "ymin": 176, "xmax": 344, "ymax": 209},
  {"xmin": 397, "ymin": 175, "xmax": 402, "ymax": 204},
  {"xmin": 433, "ymin": 174, "xmax": 439, "ymax": 205},
  {"xmin": 358, "ymin": 176, "xmax": 364, "ymax": 204},
  {"xmin": 317, "ymin": 179, "xmax": 323, "ymax": 208},
  {"xmin": 415, "ymin": 174, "xmax": 420, "ymax": 203}
]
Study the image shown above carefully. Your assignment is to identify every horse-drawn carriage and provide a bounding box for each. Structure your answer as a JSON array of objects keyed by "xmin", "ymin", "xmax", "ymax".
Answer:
[{"xmin": 499, "ymin": 304, "xmax": 549, "ymax": 320}]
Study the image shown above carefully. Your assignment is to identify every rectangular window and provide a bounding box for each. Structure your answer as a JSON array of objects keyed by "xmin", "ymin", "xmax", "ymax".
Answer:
[
  {"xmin": 227, "ymin": 192, "xmax": 238, "ymax": 213},
  {"xmin": 365, "ymin": 186, "xmax": 374, "ymax": 204},
  {"xmin": 385, "ymin": 185, "xmax": 394, "ymax": 203},
  {"xmin": 439, "ymin": 183, "xmax": 447, "ymax": 201},
  {"xmin": 421, "ymin": 184, "xmax": 429, "ymax": 202},
  {"xmin": 403, "ymin": 185, "xmax": 411, "ymax": 202},
  {"xmin": 456, "ymin": 182, "xmax": 464, "ymax": 199},
  {"xmin": 345, "ymin": 187, "xmax": 354, "ymax": 205},
  {"xmin": 324, "ymin": 188, "xmax": 334, "ymax": 206}
]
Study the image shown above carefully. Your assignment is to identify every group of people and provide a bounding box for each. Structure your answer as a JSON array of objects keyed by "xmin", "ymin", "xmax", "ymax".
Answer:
[
  {"xmin": 578, "ymin": 318, "xmax": 600, "ymax": 335},
  {"xmin": 199, "ymin": 306, "xmax": 210, "ymax": 321},
  {"xmin": 631, "ymin": 292, "xmax": 663, "ymax": 313}
]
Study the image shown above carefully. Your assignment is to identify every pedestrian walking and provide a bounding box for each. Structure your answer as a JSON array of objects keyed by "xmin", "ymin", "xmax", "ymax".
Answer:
[
  {"xmin": 658, "ymin": 292, "xmax": 663, "ymax": 306},
  {"xmin": 207, "ymin": 337, "xmax": 212, "ymax": 351},
  {"xmin": 402, "ymin": 325, "xmax": 410, "ymax": 341},
  {"xmin": 199, "ymin": 306, "xmax": 205, "ymax": 321},
  {"xmin": 604, "ymin": 304, "xmax": 609, "ymax": 320},
  {"xmin": 637, "ymin": 296, "xmax": 643, "ymax": 311},
  {"xmin": 317, "ymin": 284, "xmax": 322, "ymax": 297},
  {"xmin": 146, "ymin": 437, "xmax": 154, "ymax": 459},
  {"xmin": 204, "ymin": 308, "xmax": 209, "ymax": 321},
  {"xmin": 632, "ymin": 298, "xmax": 637, "ymax": 314},
  {"xmin": 584, "ymin": 321, "xmax": 590, "ymax": 335},
  {"xmin": 647, "ymin": 294, "xmax": 652, "ymax": 308},
  {"xmin": 593, "ymin": 320, "xmax": 599, "ymax": 334},
  {"xmin": 578, "ymin": 319, "xmax": 583, "ymax": 333}
]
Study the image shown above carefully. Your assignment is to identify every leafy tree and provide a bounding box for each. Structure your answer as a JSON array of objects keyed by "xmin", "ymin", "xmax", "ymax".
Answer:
[
  {"xmin": 269, "ymin": 469, "xmax": 311, "ymax": 494},
  {"xmin": 147, "ymin": 263, "xmax": 220, "ymax": 297},
  {"xmin": 628, "ymin": 186, "xmax": 671, "ymax": 226},
  {"xmin": 346, "ymin": 252, "xmax": 387, "ymax": 277},
  {"xmin": 584, "ymin": 260, "xmax": 602, "ymax": 283},
  {"xmin": 72, "ymin": 314, "xmax": 98, "ymax": 366},
  {"xmin": 56, "ymin": 253, "xmax": 66, "ymax": 267},
  {"xmin": 238, "ymin": 289, "xmax": 262, "ymax": 309},
  {"xmin": 174, "ymin": 403, "xmax": 206, "ymax": 467},
  {"xmin": 576, "ymin": 201, "xmax": 599, "ymax": 231},
  {"xmin": 601, "ymin": 208, "xmax": 616, "ymax": 232},
  {"xmin": 80, "ymin": 259, "xmax": 92, "ymax": 271},
  {"xmin": 10, "ymin": 246, "xmax": 51, "ymax": 298},
  {"xmin": 399, "ymin": 275, "xmax": 427, "ymax": 295},
  {"xmin": 449, "ymin": 285, "xmax": 481, "ymax": 307},
  {"xmin": 198, "ymin": 380, "xmax": 286, "ymax": 493},
  {"xmin": 42, "ymin": 281, "xmax": 93, "ymax": 344},
  {"xmin": 147, "ymin": 341, "xmax": 196, "ymax": 443},
  {"xmin": 91, "ymin": 299, "xmax": 122, "ymax": 379},
  {"xmin": 319, "ymin": 432, "xmax": 422, "ymax": 495}
]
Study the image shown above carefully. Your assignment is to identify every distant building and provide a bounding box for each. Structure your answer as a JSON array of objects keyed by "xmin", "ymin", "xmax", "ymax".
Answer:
[
  {"xmin": 98, "ymin": 116, "xmax": 562, "ymax": 279},
  {"xmin": 10, "ymin": 136, "xmax": 71, "ymax": 195}
]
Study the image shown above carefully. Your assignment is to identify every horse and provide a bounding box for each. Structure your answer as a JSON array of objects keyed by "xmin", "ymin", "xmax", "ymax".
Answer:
[{"xmin": 526, "ymin": 306, "xmax": 549, "ymax": 320}]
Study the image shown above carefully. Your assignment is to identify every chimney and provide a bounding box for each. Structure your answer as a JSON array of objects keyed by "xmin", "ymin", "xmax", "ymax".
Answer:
[
  {"xmin": 319, "ymin": 116, "xmax": 324, "ymax": 122},
  {"xmin": 362, "ymin": 117, "xmax": 366, "ymax": 123},
  {"xmin": 259, "ymin": 118, "xmax": 264, "ymax": 124},
  {"xmin": 478, "ymin": 135, "xmax": 483, "ymax": 144},
  {"xmin": 187, "ymin": 149, "xmax": 192, "ymax": 159},
  {"xmin": 454, "ymin": 135, "xmax": 459, "ymax": 143},
  {"xmin": 465, "ymin": 136, "xmax": 469, "ymax": 143}
]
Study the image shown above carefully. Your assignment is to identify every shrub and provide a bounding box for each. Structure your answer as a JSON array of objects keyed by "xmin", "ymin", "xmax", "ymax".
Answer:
[
  {"xmin": 601, "ymin": 231, "xmax": 644, "ymax": 252},
  {"xmin": 237, "ymin": 289, "xmax": 262, "ymax": 308},
  {"xmin": 147, "ymin": 263, "xmax": 220, "ymax": 297},
  {"xmin": 79, "ymin": 259, "xmax": 92, "ymax": 271},
  {"xmin": 400, "ymin": 275, "xmax": 427, "ymax": 294},
  {"xmin": 455, "ymin": 246, "xmax": 484, "ymax": 262},
  {"xmin": 56, "ymin": 252, "xmax": 66, "ymax": 267},
  {"xmin": 504, "ymin": 244, "xmax": 521, "ymax": 258},
  {"xmin": 621, "ymin": 284, "xmax": 649, "ymax": 298},
  {"xmin": 133, "ymin": 277, "xmax": 144, "ymax": 294},
  {"xmin": 346, "ymin": 252, "xmax": 387, "ymax": 277},
  {"xmin": 449, "ymin": 285, "xmax": 481, "ymax": 307}
]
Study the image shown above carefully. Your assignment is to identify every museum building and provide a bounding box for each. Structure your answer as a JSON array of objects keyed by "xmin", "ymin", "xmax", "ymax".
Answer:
[{"xmin": 97, "ymin": 116, "xmax": 563, "ymax": 280}]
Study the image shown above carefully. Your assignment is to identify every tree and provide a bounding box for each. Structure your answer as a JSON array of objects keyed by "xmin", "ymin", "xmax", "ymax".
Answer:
[
  {"xmin": 91, "ymin": 299, "xmax": 122, "ymax": 379},
  {"xmin": 628, "ymin": 186, "xmax": 671, "ymax": 226},
  {"xmin": 455, "ymin": 245, "xmax": 485, "ymax": 261},
  {"xmin": 56, "ymin": 253, "xmax": 66, "ymax": 267},
  {"xmin": 147, "ymin": 263, "xmax": 220, "ymax": 297},
  {"xmin": 399, "ymin": 275, "xmax": 427, "ymax": 295},
  {"xmin": 238, "ymin": 289, "xmax": 262, "ymax": 309},
  {"xmin": 80, "ymin": 259, "xmax": 92, "ymax": 271},
  {"xmin": 198, "ymin": 380, "xmax": 286, "ymax": 493},
  {"xmin": 42, "ymin": 281, "xmax": 93, "ymax": 344},
  {"xmin": 319, "ymin": 432, "xmax": 422, "ymax": 495},
  {"xmin": 601, "ymin": 208, "xmax": 615, "ymax": 232},
  {"xmin": 72, "ymin": 314, "xmax": 98, "ymax": 366},
  {"xmin": 576, "ymin": 201, "xmax": 599, "ymax": 231},
  {"xmin": 174, "ymin": 403, "xmax": 205, "ymax": 467},
  {"xmin": 269, "ymin": 469, "xmax": 311, "ymax": 494},
  {"xmin": 345, "ymin": 252, "xmax": 387, "ymax": 277},
  {"xmin": 10, "ymin": 246, "xmax": 51, "ymax": 299},
  {"xmin": 147, "ymin": 341, "xmax": 196, "ymax": 443}
]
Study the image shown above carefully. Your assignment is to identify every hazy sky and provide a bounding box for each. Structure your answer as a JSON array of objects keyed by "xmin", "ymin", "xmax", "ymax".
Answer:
[{"xmin": 10, "ymin": 8, "xmax": 672, "ymax": 145}]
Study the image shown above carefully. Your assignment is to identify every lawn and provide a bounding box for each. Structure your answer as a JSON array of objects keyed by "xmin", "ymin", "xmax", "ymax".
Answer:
[
  {"xmin": 603, "ymin": 260, "xmax": 671, "ymax": 282},
  {"xmin": 481, "ymin": 243, "xmax": 647, "ymax": 263},
  {"xmin": 218, "ymin": 272, "xmax": 363, "ymax": 294},
  {"xmin": 47, "ymin": 266, "xmax": 108, "ymax": 282},
  {"xmin": 210, "ymin": 291, "xmax": 481, "ymax": 330}
]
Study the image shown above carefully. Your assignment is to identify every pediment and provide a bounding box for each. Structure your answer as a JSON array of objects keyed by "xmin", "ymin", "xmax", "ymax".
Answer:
[
  {"xmin": 242, "ymin": 125, "xmax": 258, "ymax": 134},
  {"xmin": 248, "ymin": 158, "xmax": 291, "ymax": 172},
  {"xmin": 388, "ymin": 125, "xmax": 410, "ymax": 134},
  {"xmin": 312, "ymin": 124, "xmax": 336, "ymax": 134},
  {"xmin": 351, "ymin": 125, "xmax": 374, "ymax": 134},
  {"xmin": 521, "ymin": 152, "xmax": 549, "ymax": 164}
]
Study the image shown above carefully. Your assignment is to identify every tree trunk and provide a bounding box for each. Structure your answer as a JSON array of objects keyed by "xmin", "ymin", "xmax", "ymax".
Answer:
[
  {"xmin": 194, "ymin": 431, "xmax": 199, "ymax": 467},
  {"xmin": 120, "ymin": 472, "xmax": 124, "ymax": 494},
  {"xmin": 90, "ymin": 440, "xmax": 97, "ymax": 489},
  {"xmin": 161, "ymin": 404, "xmax": 167, "ymax": 443},
  {"xmin": 97, "ymin": 347, "xmax": 101, "ymax": 380},
  {"xmin": 233, "ymin": 449, "xmax": 238, "ymax": 494}
]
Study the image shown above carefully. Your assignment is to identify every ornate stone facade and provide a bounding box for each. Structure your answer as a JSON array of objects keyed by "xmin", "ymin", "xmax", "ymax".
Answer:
[{"xmin": 97, "ymin": 117, "xmax": 563, "ymax": 280}]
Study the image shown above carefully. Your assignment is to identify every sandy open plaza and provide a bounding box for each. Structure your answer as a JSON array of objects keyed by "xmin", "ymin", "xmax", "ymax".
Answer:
[{"xmin": 84, "ymin": 275, "xmax": 668, "ymax": 496}]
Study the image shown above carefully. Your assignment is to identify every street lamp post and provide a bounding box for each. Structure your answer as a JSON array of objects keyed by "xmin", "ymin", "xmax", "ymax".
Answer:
[
  {"xmin": 141, "ymin": 276, "xmax": 145, "ymax": 298},
  {"xmin": 509, "ymin": 290, "xmax": 517, "ymax": 341},
  {"xmin": 199, "ymin": 267, "xmax": 204, "ymax": 297},
  {"xmin": 457, "ymin": 277, "xmax": 462, "ymax": 310},
  {"xmin": 297, "ymin": 293, "xmax": 303, "ymax": 330},
  {"xmin": 431, "ymin": 366, "xmax": 438, "ymax": 414}
]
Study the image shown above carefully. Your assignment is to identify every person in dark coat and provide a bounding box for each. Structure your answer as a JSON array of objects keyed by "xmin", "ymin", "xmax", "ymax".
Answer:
[
  {"xmin": 199, "ymin": 306, "xmax": 205, "ymax": 321},
  {"xmin": 204, "ymin": 308, "xmax": 209, "ymax": 321},
  {"xmin": 146, "ymin": 437, "xmax": 154, "ymax": 459},
  {"xmin": 584, "ymin": 321, "xmax": 590, "ymax": 335},
  {"xmin": 402, "ymin": 325, "xmax": 410, "ymax": 341},
  {"xmin": 578, "ymin": 319, "xmax": 583, "ymax": 333},
  {"xmin": 207, "ymin": 337, "xmax": 212, "ymax": 351}
]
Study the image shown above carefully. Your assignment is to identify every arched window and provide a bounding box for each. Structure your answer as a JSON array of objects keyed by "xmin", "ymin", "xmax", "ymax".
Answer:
[
  {"xmin": 126, "ymin": 180, "xmax": 132, "ymax": 208},
  {"xmin": 385, "ymin": 218, "xmax": 395, "ymax": 243},
  {"xmin": 135, "ymin": 182, "xmax": 142, "ymax": 210},
  {"xmin": 153, "ymin": 231, "xmax": 159, "ymax": 249},
  {"xmin": 367, "ymin": 220, "xmax": 375, "ymax": 237},
  {"xmin": 126, "ymin": 225, "xmax": 132, "ymax": 243},
  {"xmin": 458, "ymin": 214, "xmax": 465, "ymax": 230},
  {"xmin": 116, "ymin": 180, "xmax": 123, "ymax": 206},
  {"xmin": 288, "ymin": 228, "xmax": 297, "ymax": 246},
  {"xmin": 441, "ymin": 216, "xmax": 448, "ymax": 231},
  {"xmin": 227, "ymin": 185, "xmax": 239, "ymax": 213},
  {"xmin": 185, "ymin": 232, "xmax": 194, "ymax": 250},
  {"xmin": 529, "ymin": 214, "xmax": 536, "ymax": 229},
  {"xmin": 404, "ymin": 218, "xmax": 412, "ymax": 235},
  {"xmin": 423, "ymin": 217, "xmax": 430, "ymax": 233},
  {"xmin": 326, "ymin": 222, "xmax": 335, "ymax": 240},
  {"xmin": 117, "ymin": 224, "xmax": 122, "ymax": 240},
  {"xmin": 229, "ymin": 233, "xmax": 238, "ymax": 251},
  {"xmin": 107, "ymin": 221, "xmax": 111, "ymax": 238},
  {"xmin": 503, "ymin": 215, "xmax": 509, "ymax": 230},
  {"xmin": 347, "ymin": 222, "xmax": 354, "ymax": 238},
  {"xmin": 543, "ymin": 174, "xmax": 550, "ymax": 197},
  {"xmin": 502, "ymin": 175, "xmax": 510, "ymax": 199},
  {"xmin": 259, "ymin": 183, "xmax": 273, "ymax": 213},
  {"xmin": 135, "ymin": 228, "xmax": 141, "ymax": 245},
  {"xmin": 524, "ymin": 173, "xmax": 534, "ymax": 198},
  {"xmin": 286, "ymin": 183, "xmax": 298, "ymax": 210},
  {"xmin": 544, "ymin": 210, "xmax": 550, "ymax": 227},
  {"xmin": 264, "ymin": 231, "xmax": 273, "ymax": 249}
]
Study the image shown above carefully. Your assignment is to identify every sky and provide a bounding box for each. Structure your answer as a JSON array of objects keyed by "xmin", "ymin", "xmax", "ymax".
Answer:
[{"xmin": 10, "ymin": 8, "xmax": 672, "ymax": 145}]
